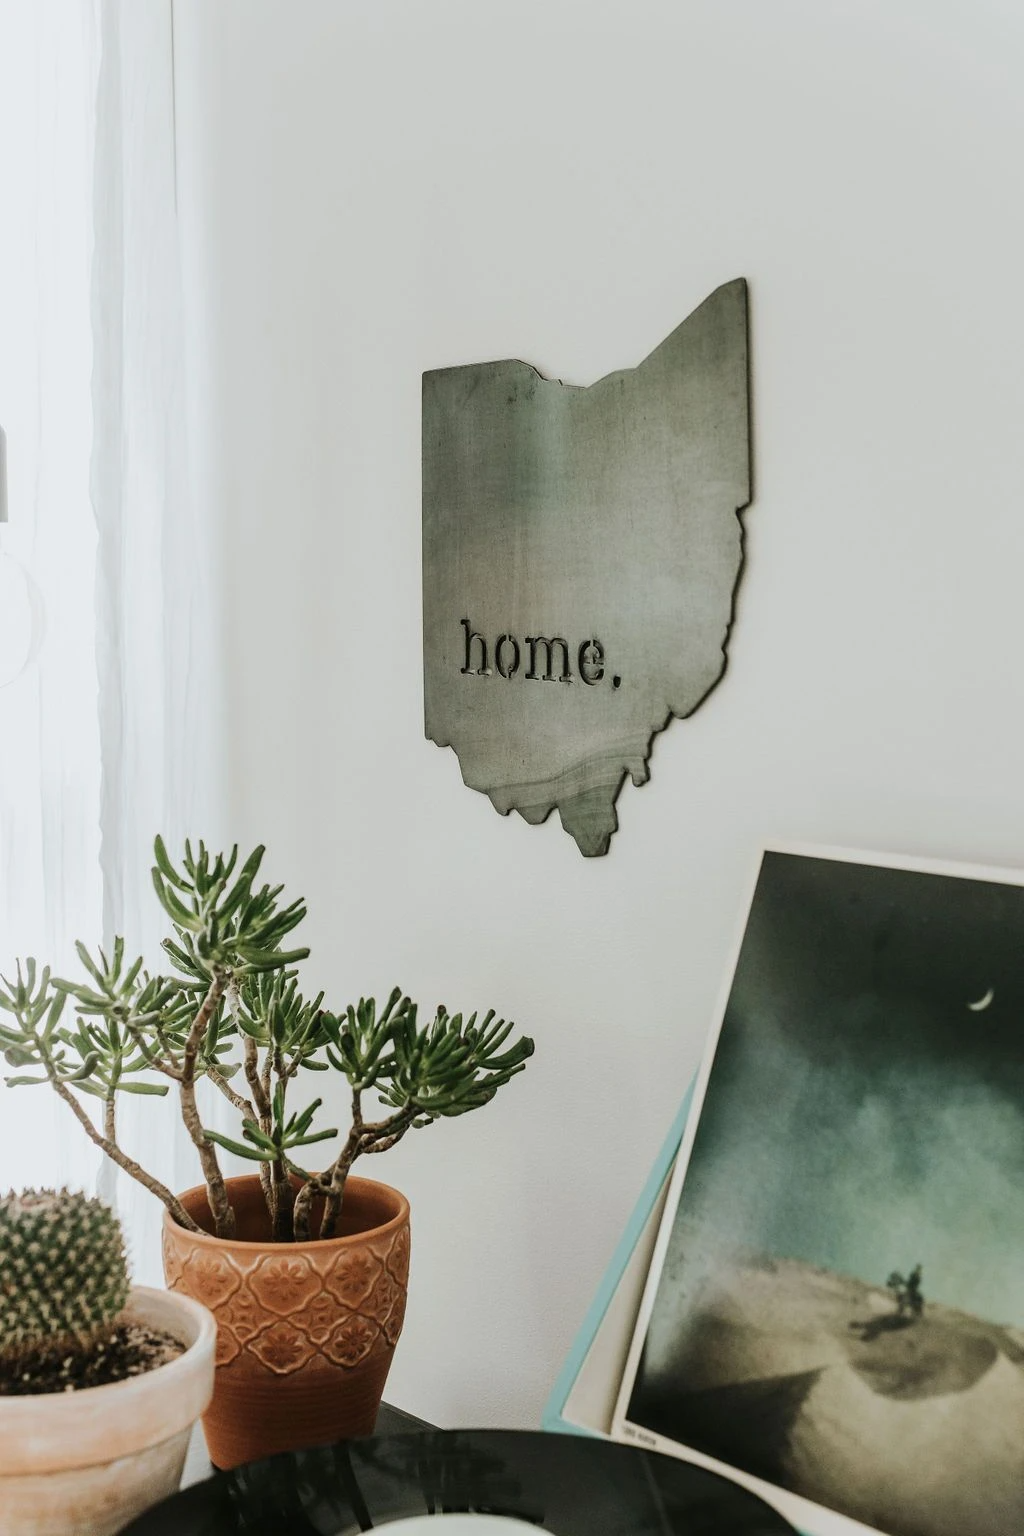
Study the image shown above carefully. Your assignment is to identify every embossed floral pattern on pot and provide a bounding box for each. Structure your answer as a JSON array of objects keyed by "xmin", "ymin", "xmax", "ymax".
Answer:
[
  {"xmin": 249, "ymin": 1255, "xmax": 321, "ymax": 1317},
  {"xmin": 327, "ymin": 1249, "xmax": 382, "ymax": 1307},
  {"xmin": 388, "ymin": 1224, "xmax": 411, "ymax": 1281},
  {"xmin": 182, "ymin": 1251, "xmax": 241, "ymax": 1309},
  {"xmin": 218, "ymin": 1286, "xmax": 266, "ymax": 1346},
  {"xmin": 324, "ymin": 1314, "xmax": 379, "ymax": 1368},
  {"xmin": 293, "ymin": 1290, "xmax": 343, "ymax": 1346},
  {"xmin": 363, "ymin": 1268, "xmax": 402, "ymax": 1326},
  {"xmin": 213, "ymin": 1322, "xmax": 241, "ymax": 1367},
  {"xmin": 382, "ymin": 1289, "xmax": 407, "ymax": 1348},
  {"xmin": 162, "ymin": 1174, "xmax": 411, "ymax": 1469},
  {"xmin": 162, "ymin": 1225, "xmax": 410, "ymax": 1373},
  {"xmin": 250, "ymin": 1320, "xmax": 318, "ymax": 1375}
]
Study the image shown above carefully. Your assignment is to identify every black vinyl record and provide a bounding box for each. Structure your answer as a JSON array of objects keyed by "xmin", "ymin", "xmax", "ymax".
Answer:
[{"xmin": 122, "ymin": 1429, "xmax": 797, "ymax": 1535}]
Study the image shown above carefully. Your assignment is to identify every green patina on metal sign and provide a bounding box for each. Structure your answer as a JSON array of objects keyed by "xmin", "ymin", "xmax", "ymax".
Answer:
[{"xmin": 422, "ymin": 279, "xmax": 751, "ymax": 857}]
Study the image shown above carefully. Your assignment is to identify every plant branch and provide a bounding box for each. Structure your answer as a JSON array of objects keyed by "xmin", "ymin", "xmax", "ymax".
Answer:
[
  {"xmin": 291, "ymin": 1177, "xmax": 319, "ymax": 1242},
  {"xmin": 244, "ymin": 1035, "xmax": 271, "ymax": 1123},
  {"xmin": 227, "ymin": 984, "xmax": 276, "ymax": 1226},
  {"xmin": 356, "ymin": 1127, "xmax": 412, "ymax": 1155},
  {"xmin": 154, "ymin": 1022, "xmax": 183, "ymax": 1075},
  {"xmin": 207, "ymin": 1065, "xmax": 255, "ymax": 1120},
  {"xmin": 122, "ymin": 1020, "xmax": 182, "ymax": 1080},
  {"xmin": 48, "ymin": 1073, "xmax": 201, "ymax": 1232},
  {"xmin": 316, "ymin": 1092, "xmax": 421, "ymax": 1239},
  {"xmin": 179, "ymin": 974, "xmax": 235, "ymax": 1238}
]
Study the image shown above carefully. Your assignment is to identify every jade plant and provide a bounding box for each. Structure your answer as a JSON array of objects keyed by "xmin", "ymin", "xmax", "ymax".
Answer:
[
  {"xmin": 0, "ymin": 1188, "xmax": 130, "ymax": 1388},
  {"xmin": 0, "ymin": 839, "xmax": 533, "ymax": 1243}
]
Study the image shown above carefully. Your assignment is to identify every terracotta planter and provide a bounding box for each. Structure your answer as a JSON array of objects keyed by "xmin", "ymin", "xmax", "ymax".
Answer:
[
  {"xmin": 162, "ymin": 1173, "xmax": 411, "ymax": 1470},
  {"xmin": 0, "ymin": 1285, "xmax": 216, "ymax": 1536}
]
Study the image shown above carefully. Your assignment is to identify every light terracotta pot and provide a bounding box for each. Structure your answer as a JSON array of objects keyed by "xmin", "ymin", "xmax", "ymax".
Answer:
[
  {"xmin": 162, "ymin": 1174, "xmax": 411, "ymax": 1470},
  {"xmin": 0, "ymin": 1285, "xmax": 216, "ymax": 1536}
]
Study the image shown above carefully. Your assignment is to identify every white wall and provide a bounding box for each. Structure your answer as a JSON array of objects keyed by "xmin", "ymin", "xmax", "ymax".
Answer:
[{"xmin": 171, "ymin": 0, "xmax": 1024, "ymax": 1428}]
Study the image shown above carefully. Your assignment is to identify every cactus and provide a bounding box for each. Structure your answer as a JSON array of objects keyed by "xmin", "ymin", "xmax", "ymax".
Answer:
[{"xmin": 0, "ymin": 1188, "xmax": 130, "ymax": 1372}]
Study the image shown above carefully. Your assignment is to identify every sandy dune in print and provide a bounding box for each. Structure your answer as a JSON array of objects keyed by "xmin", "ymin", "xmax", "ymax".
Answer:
[{"xmin": 629, "ymin": 1255, "xmax": 1024, "ymax": 1536}]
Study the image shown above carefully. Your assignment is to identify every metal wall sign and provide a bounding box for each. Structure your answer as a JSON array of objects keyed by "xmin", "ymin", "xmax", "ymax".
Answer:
[{"xmin": 422, "ymin": 279, "xmax": 751, "ymax": 857}]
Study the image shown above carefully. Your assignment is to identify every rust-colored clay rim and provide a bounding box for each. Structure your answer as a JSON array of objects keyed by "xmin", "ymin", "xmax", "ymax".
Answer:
[{"xmin": 164, "ymin": 1174, "xmax": 410, "ymax": 1251}]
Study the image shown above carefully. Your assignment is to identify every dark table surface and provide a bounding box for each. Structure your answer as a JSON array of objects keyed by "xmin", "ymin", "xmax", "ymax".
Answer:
[
  {"xmin": 373, "ymin": 1404, "xmax": 435, "ymax": 1436},
  {"xmin": 181, "ymin": 1403, "xmax": 433, "ymax": 1488}
]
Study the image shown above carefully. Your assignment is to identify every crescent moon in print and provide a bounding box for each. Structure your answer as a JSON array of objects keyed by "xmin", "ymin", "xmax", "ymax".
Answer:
[{"xmin": 967, "ymin": 988, "xmax": 995, "ymax": 1012}]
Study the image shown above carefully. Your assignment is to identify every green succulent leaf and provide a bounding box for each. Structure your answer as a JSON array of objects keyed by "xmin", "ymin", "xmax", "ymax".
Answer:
[
  {"xmin": 204, "ymin": 1130, "xmax": 273, "ymax": 1164},
  {"xmin": 241, "ymin": 1121, "xmax": 278, "ymax": 1153}
]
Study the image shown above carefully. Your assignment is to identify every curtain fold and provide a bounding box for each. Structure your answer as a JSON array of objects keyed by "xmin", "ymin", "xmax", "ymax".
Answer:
[
  {"xmin": 0, "ymin": 1, "xmax": 103, "ymax": 1193},
  {"xmin": 0, "ymin": 0, "xmax": 221, "ymax": 1284},
  {"xmin": 90, "ymin": 0, "xmax": 223, "ymax": 1281}
]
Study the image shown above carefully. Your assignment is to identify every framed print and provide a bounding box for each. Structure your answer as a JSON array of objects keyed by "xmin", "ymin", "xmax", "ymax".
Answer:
[{"xmin": 612, "ymin": 844, "xmax": 1024, "ymax": 1536}]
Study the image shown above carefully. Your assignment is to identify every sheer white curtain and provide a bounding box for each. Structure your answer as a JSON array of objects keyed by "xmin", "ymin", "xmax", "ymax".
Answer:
[
  {"xmin": 91, "ymin": 0, "xmax": 223, "ymax": 1282},
  {"xmin": 0, "ymin": 2, "xmax": 103, "ymax": 1193},
  {"xmin": 0, "ymin": 0, "xmax": 219, "ymax": 1285}
]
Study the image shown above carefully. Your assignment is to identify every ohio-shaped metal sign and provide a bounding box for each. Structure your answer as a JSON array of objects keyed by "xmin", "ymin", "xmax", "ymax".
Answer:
[{"xmin": 422, "ymin": 279, "xmax": 751, "ymax": 857}]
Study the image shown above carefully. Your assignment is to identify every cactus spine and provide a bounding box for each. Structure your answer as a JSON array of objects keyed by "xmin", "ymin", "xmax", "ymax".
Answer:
[{"xmin": 0, "ymin": 1188, "xmax": 130, "ymax": 1372}]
